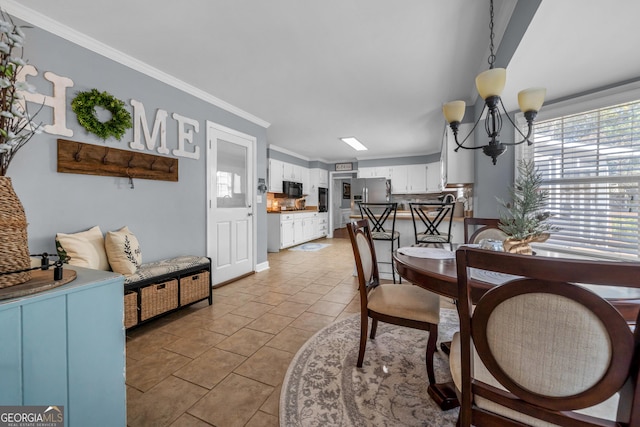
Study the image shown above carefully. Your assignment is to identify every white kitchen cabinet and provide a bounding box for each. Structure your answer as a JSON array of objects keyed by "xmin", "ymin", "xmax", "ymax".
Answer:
[
  {"xmin": 282, "ymin": 162, "xmax": 309, "ymax": 194},
  {"xmin": 300, "ymin": 167, "xmax": 309, "ymax": 193},
  {"xmin": 267, "ymin": 211, "xmax": 325, "ymax": 252},
  {"xmin": 282, "ymin": 162, "xmax": 294, "ymax": 181},
  {"xmin": 302, "ymin": 213, "xmax": 317, "ymax": 241},
  {"xmin": 293, "ymin": 217, "xmax": 304, "ymax": 244},
  {"xmin": 306, "ymin": 184, "xmax": 319, "ymax": 207},
  {"xmin": 390, "ymin": 165, "xmax": 408, "ymax": 193},
  {"xmin": 359, "ymin": 166, "xmax": 392, "ymax": 179},
  {"xmin": 358, "ymin": 167, "xmax": 377, "ymax": 178},
  {"xmin": 390, "ymin": 164, "xmax": 427, "ymax": 194},
  {"xmin": 441, "ymin": 123, "xmax": 474, "ymax": 186},
  {"xmin": 281, "ymin": 219, "xmax": 295, "ymax": 248},
  {"xmin": 317, "ymin": 169, "xmax": 329, "ymax": 187},
  {"xmin": 268, "ymin": 159, "xmax": 284, "ymax": 192},
  {"xmin": 306, "ymin": 168, "xmax": 328, "ymax": 206},
  {"xmin": 283, "ymin": 163, "xmax": 306, "ymax": 183},
  {"xmin": 317, "ymin": 213, "xmax": 328, "ymax": 237},
  {"xmin": 408, "ymin": 164, "xmax": 427, "ymax": 193},
  {"xmin": 425, "ymin": 162, "xmax": 441, "ymax": 193}
]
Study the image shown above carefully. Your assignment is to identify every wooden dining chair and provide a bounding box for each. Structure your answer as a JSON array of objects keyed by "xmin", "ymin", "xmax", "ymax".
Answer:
[
  {"xmin": 452, "ymin": 247, "xmax": 640, "ymax": 427},
  {"xmin": 409, "ymin": 201, "xmax": 455, "ymax": 244},
  {"xmin": 357, "ymin": 202, "xmax": 401, "ymax": 283},
  {"xmin": 346, "ymin": 219, "xmax": 441, "ymax": 384},
  {"xmin": 463, "ymin": 217, "xmax": 507, "ymax": 244}
]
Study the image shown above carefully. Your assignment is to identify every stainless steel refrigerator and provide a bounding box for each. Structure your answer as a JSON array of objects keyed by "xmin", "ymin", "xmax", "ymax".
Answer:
[{"xmin": 350, "ymin": 177, "xmax": 391, "ymax": 214}]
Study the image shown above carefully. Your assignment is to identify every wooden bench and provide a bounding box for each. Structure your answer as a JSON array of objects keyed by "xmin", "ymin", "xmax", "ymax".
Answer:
[{"xmin": 123, "ymin": 256, "xmax": 212, "ymax": 329}]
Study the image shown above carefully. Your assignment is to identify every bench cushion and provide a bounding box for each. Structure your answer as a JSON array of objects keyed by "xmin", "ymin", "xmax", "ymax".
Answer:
[{"xmin": 124, "ymin": 256, "xmax": 210, "ymax": 285}]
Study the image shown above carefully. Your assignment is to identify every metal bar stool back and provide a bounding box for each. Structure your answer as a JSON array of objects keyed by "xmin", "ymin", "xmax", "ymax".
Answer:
[
  {"xmin": 357, "ymin": 202, "xmax": 401, "ymax": 283},
  {"xmin": 409, "ymin": 202, "xmax": 455, "ymax": 244}
]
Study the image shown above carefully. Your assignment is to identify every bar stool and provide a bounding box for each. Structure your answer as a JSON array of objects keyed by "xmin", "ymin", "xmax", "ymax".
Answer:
[
  {"xmin": 409, "ymin": 202, "xmax": 455, "ymax": 244},
  {"xmin": 357, "ymin": 202, "xmax": 401, "ymax": 283}
]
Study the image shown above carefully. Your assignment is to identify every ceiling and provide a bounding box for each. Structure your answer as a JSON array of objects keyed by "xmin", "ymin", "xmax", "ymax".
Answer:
[{"xmin": 8, "ymin": 1, "xmax": 640, "ymax": 163}]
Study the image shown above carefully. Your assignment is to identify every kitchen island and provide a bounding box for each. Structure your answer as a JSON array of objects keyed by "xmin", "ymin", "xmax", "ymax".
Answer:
[
  {"xmin": 348, "ymin": 210, "xmax": 468, "ymax": 280},
  {"xmin": 349, "ymin": 210, "xmax": 467, "ymax": 244}
]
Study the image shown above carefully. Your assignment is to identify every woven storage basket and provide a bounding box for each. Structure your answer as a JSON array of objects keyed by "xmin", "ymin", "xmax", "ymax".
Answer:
[
  {"xmin": 180, "ymin": 270, "xmax": 210, "ymax": 305},
  {"xmin": 124, "ymin": 291, "xmax": 138, "ymax": 328},
  {"xmin": 140, "ymin": 279, "xmax": 178, "ymax": 321},
  {"xmin": 0, "ymin": 177, "xmax": 31, "ymax": 288}
]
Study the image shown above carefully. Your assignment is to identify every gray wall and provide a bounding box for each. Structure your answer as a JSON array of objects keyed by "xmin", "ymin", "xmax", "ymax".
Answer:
[
  {"xmin": 356, "ymin": 154, "xmax": 440, "ymax": 168},
  {"xmin": 10, "ymin": 18, "xmax": 269, "ymax": 264},
  {"xmin": 473, "ymin": 0, "xmax": 541, "ymax": 217}
]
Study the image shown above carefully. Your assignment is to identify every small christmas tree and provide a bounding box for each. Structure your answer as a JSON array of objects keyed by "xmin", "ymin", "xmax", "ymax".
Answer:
[{"xmin": 497, "ymin": 159, "xmax": 557, "ymax": 243}]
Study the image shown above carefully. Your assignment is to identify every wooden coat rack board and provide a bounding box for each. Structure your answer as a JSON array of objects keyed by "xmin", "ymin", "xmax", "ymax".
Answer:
[{"xmin": 57, "ymin": 139, "xmax": 178, "ymax": 182}]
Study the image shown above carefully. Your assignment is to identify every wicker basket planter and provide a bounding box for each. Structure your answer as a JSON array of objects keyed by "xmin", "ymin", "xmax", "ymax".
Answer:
[{"xmin": 0, "ymin": 177, "xmax": 31, "ymax": 288}]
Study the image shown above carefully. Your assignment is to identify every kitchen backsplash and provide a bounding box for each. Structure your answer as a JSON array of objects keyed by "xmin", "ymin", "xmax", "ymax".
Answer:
[{"xmin": 267, "ymin": 193, "xmax": 308, "ymax": 211}]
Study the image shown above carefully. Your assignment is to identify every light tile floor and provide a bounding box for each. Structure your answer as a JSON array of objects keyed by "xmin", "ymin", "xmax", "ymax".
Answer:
[{"xmin": 126, "ymin": 234, "xmax": 362, "ymax": 426}]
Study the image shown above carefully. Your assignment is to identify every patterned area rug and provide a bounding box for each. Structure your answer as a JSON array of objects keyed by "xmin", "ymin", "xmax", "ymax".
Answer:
[
  {"xmin": 288, "ymin": 243, "xmax": 332, "ymax": 252},
  {"xmin": 280, "ymin": 308, "xmax": 460, "ymax": 426}
]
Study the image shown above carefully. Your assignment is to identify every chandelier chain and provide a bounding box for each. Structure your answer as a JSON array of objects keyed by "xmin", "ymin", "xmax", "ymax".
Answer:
[{"xmin": 488, "ymin": 0, "xmax": 496, "ymax": 69}]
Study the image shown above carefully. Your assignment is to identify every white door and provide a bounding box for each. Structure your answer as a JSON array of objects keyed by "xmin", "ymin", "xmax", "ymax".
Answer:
[{"xmin": 206, "ymin": 122, "xmax": 255, "ymax": 285}]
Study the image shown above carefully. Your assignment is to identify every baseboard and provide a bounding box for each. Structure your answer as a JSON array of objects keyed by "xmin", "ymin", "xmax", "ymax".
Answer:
[{"xmin": 255, "ymin": 261, "xmax": 270, "ymax": 272}]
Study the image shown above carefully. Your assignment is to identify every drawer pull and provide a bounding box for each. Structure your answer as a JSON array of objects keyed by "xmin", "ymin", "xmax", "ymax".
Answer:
[
  {"xmin": 192, "ymin": 275, "xmax": 199, "ymax": 280},
  {"xmin": 157, "ymin": 284, "xmax": 166, "ymax": 290}
]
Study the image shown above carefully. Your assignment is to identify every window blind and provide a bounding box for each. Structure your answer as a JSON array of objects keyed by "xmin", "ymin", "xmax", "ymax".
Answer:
[{"xmin": 525, "ymin": 100, "xmax": 640, "ymax": 259}]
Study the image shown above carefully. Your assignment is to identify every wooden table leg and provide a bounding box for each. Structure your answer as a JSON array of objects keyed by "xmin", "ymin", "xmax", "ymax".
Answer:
[
  {"xmin": 427, "ymin": 382, "xmax": 459, "ymax": 410},
  {"xmin": 428, "ymin": 340, "xmax": 457, "ymax": 410}
]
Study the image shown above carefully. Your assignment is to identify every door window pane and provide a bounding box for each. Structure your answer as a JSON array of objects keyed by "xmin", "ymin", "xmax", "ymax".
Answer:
[{"xmin": 216, "ymin": 140, "xmax": 247, "ymax": 208}]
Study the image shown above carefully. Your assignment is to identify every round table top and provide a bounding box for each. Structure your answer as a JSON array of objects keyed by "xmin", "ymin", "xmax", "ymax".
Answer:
[
  {"xmin": 393, "ymin": 248, "xmax": 459, "ymax": 298},
  {"xmin": 393, "ymin": 244, "xmax": 640, "ymax": 322}
]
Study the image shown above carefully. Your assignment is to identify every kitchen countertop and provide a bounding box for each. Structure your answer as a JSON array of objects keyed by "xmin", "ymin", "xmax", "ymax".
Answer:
[
  {"xmin": 267, "ymin": 209, "xmax": 468, "ymax": 222},
  {"xmin": 267, "ymin": 208, "xmax": 321, "ymax": 214},
  {"xmin": 350, "ymin": 210, "xmax": 468, "ymax": 222}
]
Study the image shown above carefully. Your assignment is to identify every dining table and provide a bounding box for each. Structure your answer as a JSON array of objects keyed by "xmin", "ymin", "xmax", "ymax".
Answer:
[{"xmin": 393, "ymin": 243, "xmax": 640, "ymax": 411}]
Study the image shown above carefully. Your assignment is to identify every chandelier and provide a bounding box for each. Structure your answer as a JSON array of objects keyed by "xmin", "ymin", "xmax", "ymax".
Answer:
[{"xmin": 442, "ymin": 0, "xmax": 546, "ymax": 165}]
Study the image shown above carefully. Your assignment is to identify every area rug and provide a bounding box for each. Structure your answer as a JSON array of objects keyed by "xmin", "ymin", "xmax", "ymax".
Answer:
[
  {"xmin": 280, "ymin": 308, "xmax": 460, "ymax": 427},
  {"xmin": 288, "ymin": 243, "xmax": 332, "ymax": 252}
]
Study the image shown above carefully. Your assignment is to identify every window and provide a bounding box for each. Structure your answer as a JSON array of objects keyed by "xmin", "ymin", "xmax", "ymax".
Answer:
[{"xmin": 518, "ymin": 85, "xmax": 640, "ymax": 260}]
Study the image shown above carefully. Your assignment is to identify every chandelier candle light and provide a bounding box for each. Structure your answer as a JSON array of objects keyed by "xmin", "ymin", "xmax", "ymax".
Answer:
[{"xmin": 442, "ymin": 0, "xmax": 546, "ymax": 165}]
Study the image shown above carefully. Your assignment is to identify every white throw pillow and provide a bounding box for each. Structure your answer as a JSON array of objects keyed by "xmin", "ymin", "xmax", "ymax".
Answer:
[
  {"xmin": 105, "ymin": 226, "xmax": 142, "ymax": 275},
  {"xmin": 55, "ymin": 225, "xmax": 110, "ymax": 271}
]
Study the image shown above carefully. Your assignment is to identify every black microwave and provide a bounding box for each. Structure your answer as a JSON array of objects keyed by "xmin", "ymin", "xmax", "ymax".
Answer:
[{"xmin": 283, "ymin": 181, "xmax": 303, "ymax": 198}]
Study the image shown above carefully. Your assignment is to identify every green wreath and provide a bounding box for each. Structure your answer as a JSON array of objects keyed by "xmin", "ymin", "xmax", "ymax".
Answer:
[{"xmin": 71, "ymin": 89, "xmax": 132, "ymax": 140}]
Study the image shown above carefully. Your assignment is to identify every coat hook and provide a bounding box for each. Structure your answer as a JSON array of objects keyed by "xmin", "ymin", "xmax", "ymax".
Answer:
[
  {"xmin": 149, "ymin": 158, "xmax": 157, "ymax": 171},
  {"xmin": 169, "ymin": 159, "xmax": 176, "ymax": 173},
  {"xmin": 74, "ymin": 143, "xmax": 83, "ymax": 162},
  {"xmin": 102, "ymin": 147, "xmax": 110, "ymax": 164},
  {"xmin": 128, "ymin": 155, "xmax": 134, "ymax": 168},
  {"xmin": 126, "ymin": 167, "xmax": 135, "ymax": 189}
]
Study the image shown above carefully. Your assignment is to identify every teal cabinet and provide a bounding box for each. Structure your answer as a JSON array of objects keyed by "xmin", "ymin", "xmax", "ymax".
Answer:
[{"xmin": 0, "ymin": 267, "xmax": 126, "ymax": 426}]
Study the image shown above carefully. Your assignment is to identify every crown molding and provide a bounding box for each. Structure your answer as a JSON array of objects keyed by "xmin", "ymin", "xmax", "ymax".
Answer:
[
  {"xmin": 3, "ymin": 0, "xmax": 270, "ymax": 129},
  {"xmin": 268, "ymin": 144, "xmax": 312, "ymax": 161}
]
